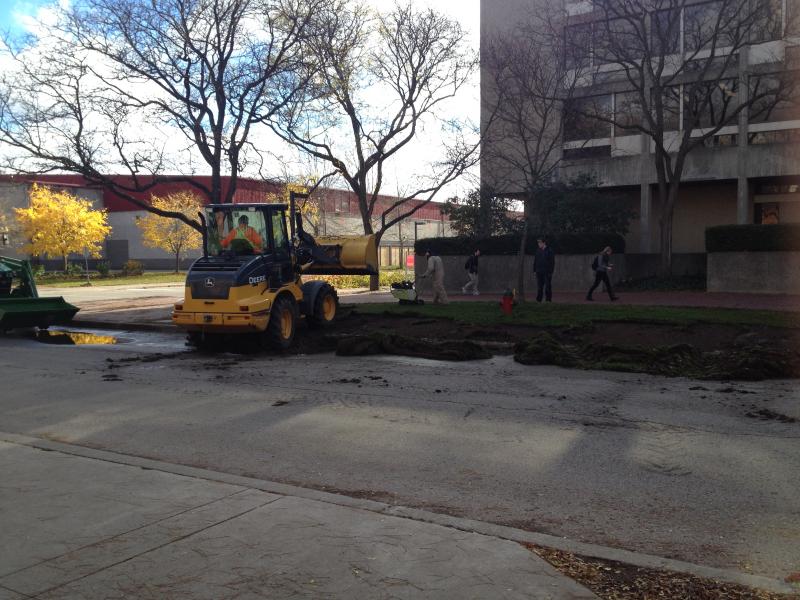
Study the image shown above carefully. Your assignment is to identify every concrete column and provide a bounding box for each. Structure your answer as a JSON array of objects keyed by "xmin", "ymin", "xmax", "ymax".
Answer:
[
  {"xmin": 737, "ymin": 47, "xmax": 750, "ymax": 224},
  {"xmin": 640, "ymin": 183, "xmax": 652, "ymax": 253},
  {"xmin": 737, "ymin": 177, "xmax": 752, "ymax": 224}
]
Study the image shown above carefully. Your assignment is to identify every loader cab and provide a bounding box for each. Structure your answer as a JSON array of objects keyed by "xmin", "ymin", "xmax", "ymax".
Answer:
[{"xmin": 203, "ymin": 203, "xmax": 294, "ymax": 286}]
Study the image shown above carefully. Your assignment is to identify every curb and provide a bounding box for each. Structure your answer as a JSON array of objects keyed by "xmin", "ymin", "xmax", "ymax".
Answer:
[{"xmin": 1, "ymin": 431, "xmax": 794, "ymax": 596}]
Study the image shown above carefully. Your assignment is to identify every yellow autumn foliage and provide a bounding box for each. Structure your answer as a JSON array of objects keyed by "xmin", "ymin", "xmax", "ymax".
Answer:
[
  {"xmin": 267, "ymin": 182, "xmax": 322, "ymax": 235},
  {"xmin": 15, "ymin": 184, "xmax": 111, "ymax": 271},
  {"xmin": 136, "ymin": 192, "xmax": 203, "ymax": 272}
]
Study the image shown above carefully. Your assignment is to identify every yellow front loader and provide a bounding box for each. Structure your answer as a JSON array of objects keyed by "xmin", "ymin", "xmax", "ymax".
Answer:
[{"xmin": 172, "ymin": 193, "xmax": 378, "ymax": 349}]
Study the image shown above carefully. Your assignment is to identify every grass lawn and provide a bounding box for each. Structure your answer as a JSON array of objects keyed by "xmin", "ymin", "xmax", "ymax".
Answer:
[
  {"xmin": 353, "ymin": 301, "xmax": 800, "ymax": 329},
  {"xmin": 37, "ymin": 272, "xmax": 187, "ymax": 287}
]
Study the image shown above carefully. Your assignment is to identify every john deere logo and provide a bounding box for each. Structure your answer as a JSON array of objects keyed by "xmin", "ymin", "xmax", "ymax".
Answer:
[{"xmin": 204, "ymin": 277, "xmax": 215, "ymax": 288}]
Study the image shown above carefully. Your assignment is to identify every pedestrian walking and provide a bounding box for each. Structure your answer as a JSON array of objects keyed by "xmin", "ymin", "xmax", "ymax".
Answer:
[
  {"xmin": 533, "ymin": 238, "xmax": 555, "ymax": 302},
  {"xmin": 421, "ymin": 249, "xmax": 449, "ymax": 305},
  {"xmin": 586, "ymin": 246, "xmax": 619, "ymax": 301},
  {"xmin": 462, "ymin": 249, "xmax": 480, "ymax": 296}
]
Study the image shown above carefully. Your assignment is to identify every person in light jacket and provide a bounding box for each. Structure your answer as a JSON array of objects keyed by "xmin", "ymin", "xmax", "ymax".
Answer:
[
  {"xmin": 421, "ymin": 250, "xmax": 449, "ymax": 304},
  {"xmin": 586, "ymin": 246, "xmax": 619, "ymax": 301}
]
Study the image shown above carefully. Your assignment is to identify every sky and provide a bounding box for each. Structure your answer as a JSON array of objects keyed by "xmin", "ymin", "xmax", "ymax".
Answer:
[
  {"xmin": 0, "ymin": 0, "xmax": 480, "ymax": 199},
  {"xmin": 0, "ymin": 1, "xmax": 51, "ymax": 33}
]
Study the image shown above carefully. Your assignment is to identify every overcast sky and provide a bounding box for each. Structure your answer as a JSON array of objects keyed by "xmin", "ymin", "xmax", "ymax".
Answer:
[{"xmin": 0, "ymin": 0, "xmax": 480, "ymax": 199}]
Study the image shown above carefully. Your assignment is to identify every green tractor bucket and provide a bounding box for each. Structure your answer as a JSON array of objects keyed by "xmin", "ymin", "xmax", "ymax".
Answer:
[{"xmin": 0, "ymin": 297, "xmax": 79, "ymax": 331}]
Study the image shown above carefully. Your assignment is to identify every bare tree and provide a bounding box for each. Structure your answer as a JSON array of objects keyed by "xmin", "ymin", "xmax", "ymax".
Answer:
[
  {"xmin": 570, "ymin": 0, "xmax": 796, "ymax": 274},
  {"xmin": 270, "ymin": 1, "xmax": 479, "ymax": 289},
  {"xmin": 0, "ymin": 0, "xmax": 323, "ymax": 228},
  {"xmin": 482, "ymin": 10, "xmax": 582, "ymax": 300}
]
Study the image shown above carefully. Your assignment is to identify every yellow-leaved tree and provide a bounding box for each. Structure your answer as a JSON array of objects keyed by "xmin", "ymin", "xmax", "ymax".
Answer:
[
  {"xmin": 267, "ymin": 182, "xmax": 323, "ymax": 237},
  {"xmin": 15, "ymin": 184, "xmax": 111, "ymax": 271},
  {"xmin": 136, "ymin": 192, "xmax": 203, "ymax": 272}
]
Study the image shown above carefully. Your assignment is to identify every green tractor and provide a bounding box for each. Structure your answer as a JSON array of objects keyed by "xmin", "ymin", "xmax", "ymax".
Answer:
[{"xmin": 0, "ymin": 256, "xmax": 79, "ymax": 332}]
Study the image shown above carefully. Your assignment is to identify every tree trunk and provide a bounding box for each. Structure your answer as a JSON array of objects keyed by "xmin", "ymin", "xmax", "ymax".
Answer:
[
  {"xmin": 175, "ymin": 251, "xmax": 181, "ymax": 274},
  {"xmin": 658, "ymin": 182, "xmax": 680, "ymax": 276},
  {"xmin": 516, "ymin": 217, "xmax": 529, "ymax": 303},
  {"xmin": 370, "ymin": 230, "xmax": 382, "ymax": 291},
  {"xmin": 63, "ymin": 254, "xmax": 68, "ymax": 272}
]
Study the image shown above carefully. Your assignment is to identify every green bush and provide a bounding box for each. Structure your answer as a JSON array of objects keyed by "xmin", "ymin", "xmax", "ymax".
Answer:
[
  {"xmin": 65, "ymin": 262, "xmax": 84, "ymax": 276},
  {"xmin": 706, "ymin": 224, "xmax": 800, "ymax": 252},
  {"xmin": 121, "ymin": 259, "xmax": 144, "ymax": 276},
  {"xmin": 96, "ymin": 261, "xmax": 111, "ymax": 277},
  {"xmin": 305, "ymin": 269, "xmax": 410, "ymax": 289},
  {"xmin": 414, "ymin": 233, "xmax": 625, "ymax": 256},
  {"xmin": 31, "ymin": 264, "xmax": 45, "ymax": 277}
]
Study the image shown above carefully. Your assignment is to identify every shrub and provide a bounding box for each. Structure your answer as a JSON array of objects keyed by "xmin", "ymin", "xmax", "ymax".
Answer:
[
  {"xmin": 706, "ymin": 224, "xmax": 800, "ymax": 252},
  {"xmin": 305, "ymin": 269, "xmax": 410, "ymax": 289},
  {"xmin": 65, "ymin": 262, "xmax": 84, "ymax": 276},
  {"xmin": 414, "ymin": 233, "xmax": 625, "ymax": 256},
  {"xmin": 96, "ymin": 261, "xmax": 111, "ymax": 277},
  {"xmin": 121, "ymin": 259, "xmax": 144, "ymax": 276},
  {"xmin": 31, "ymin": 264, "xmax": 45, "ymax": 277}
]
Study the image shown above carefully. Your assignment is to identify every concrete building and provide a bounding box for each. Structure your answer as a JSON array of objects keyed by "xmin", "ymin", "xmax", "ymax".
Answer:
[
  {"xmin": 482, "ymin": 0, "xmax": 800, "ymax": 275},
  {"xmin": 0, "ymin": 175, "xmax": 452, "ymax": 270}
]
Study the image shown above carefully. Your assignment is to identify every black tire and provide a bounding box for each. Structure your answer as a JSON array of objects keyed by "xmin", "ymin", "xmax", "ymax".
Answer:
[
  {"xmin": 307, "ymin": 284, "xmax": 338, "ymax": 328},
  {"xmin": 266, "ymin": 294, "xmax": 298, "ymax": 350}
]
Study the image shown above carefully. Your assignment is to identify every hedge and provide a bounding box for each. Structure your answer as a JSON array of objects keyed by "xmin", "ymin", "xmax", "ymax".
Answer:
[
  {"xmin": 705, "ymin": 224, "xmax": 800, "ymax": 252},
  {"xmin": 414, "ymin": 233, "xmax": 626, "ymax": 256}
]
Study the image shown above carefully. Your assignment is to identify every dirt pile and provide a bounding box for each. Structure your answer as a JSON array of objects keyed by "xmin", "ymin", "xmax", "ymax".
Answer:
[{"xmin": 514, "ymin": 333, "xmax": 798, "ymax": 381}]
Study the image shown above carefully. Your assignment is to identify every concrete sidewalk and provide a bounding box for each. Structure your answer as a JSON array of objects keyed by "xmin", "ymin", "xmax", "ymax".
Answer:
[{"xmin": 0, "ymin": 435, "xmax": 597, "ymax": 599}]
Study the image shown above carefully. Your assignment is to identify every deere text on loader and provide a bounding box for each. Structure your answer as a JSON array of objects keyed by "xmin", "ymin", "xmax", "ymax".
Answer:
[{"xmin": 172, "ymin": 194, "xmax": 378, "ymax": 349}]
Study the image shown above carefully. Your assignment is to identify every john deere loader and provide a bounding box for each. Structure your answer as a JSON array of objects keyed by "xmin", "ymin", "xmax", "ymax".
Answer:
[
  {"xmin": 172, "ymin": 194, "xmax": 378, "ymax": 349},
  {"xmin": 0, "ymin": 256, "xmax": 79, "ymax": 332}
]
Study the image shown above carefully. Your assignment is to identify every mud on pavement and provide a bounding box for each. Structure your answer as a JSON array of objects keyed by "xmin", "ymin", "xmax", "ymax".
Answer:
[{"xmin": 195, "ymin": 307, "xmax": 800, "ymax": 381}]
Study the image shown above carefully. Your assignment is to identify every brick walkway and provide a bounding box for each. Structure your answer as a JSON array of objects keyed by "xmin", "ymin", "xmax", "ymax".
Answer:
[{"xmin": 423, "ymin": 290, "xmax": 800, "ymax": 312}]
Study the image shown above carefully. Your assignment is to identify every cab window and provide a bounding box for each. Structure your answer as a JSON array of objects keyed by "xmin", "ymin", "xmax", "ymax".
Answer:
[
  {"xmin": 207, "ymin": 208, "xmax": 267, "ymax": 255},
  {"xmin": 272, "ymin": 211, "xmax": 289, "ymax": 252}
]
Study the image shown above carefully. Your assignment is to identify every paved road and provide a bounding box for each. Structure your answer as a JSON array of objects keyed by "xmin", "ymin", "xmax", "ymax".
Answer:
[{"xmin": 0, "ymin": 331, "xmax": 798, "ymax": 581}]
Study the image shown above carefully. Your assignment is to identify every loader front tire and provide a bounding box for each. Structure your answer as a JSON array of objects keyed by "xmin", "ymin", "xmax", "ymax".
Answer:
[
  {"xmin": 307, "ymin": 284, "xmax": 338, "ymax": 328},
  {"xmin": 266, "ymin": 295, "xmax": 297, "ymax": 350}
]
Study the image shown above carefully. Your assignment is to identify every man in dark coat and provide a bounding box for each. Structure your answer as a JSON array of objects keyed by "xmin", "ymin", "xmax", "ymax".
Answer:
[{"xmin": 533, "ymin": 238, "xmax": 555, "ymax": 302}]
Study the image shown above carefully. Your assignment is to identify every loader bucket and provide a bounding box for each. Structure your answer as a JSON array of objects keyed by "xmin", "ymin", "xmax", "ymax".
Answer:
[
  {"xmin": 0, "ymin": 297, "xmax": 79, "ymax": 331},
  {"xmin": 302, "ymin": 234, "xmax": 379, "ymax": 276}
]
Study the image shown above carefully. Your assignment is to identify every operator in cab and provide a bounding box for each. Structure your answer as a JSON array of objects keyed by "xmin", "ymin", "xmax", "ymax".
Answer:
[{"xmin": 221, "ymin": 214, "xmax": 264, "ymax": 253}]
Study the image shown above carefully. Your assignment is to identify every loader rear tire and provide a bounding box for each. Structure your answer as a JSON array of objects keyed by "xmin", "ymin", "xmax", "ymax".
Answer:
[
  {"xmin": 307, "ymin": 284, "xmax": 338, "ymax": 328},
  {"xmin": 266, "ymin": 295, "xmax": 297, "ymax": 350}
]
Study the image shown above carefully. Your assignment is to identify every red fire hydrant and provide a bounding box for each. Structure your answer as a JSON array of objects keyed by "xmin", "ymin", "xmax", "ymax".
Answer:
[{"xmin": 500, "ymin": 289, "xmax": 515, "ymax": 316}]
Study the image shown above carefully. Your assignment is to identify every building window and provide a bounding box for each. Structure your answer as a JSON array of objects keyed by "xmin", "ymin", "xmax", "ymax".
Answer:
[
  {"xmin": 565, "ymin": 23, "xmax": 593, "ymax": 69},
  {"xmin": 749, "ymin": 128, "xmax": 800, "ymax": 144},
  {"xmin": 652, "ymin": 7, "xmax": 681, "ymax": 55},
  {"xmin": 613, "ymin": 91, "xmax": 642, "ymax": 136},
  {"xmin": 563, "ymin": 145, "xmax": 612, "ymax": 159},
  {"xmin": 750, "ymin": 0, "xmax": 784, "ymax": 42},
  {"xmin": 702, "ymin": 133, "xmax": 738, "ymax": 147},
  {"xmin": 684, "ymin": 79, "xmax": 738, "ymax": 129},
  {"xmin": 593, "ymin": 18, "xmax": 642, "ymax": 64},
  {"xmin": 564, "ymin": 95, "xmax": 612, "ymax": 141},
  {"xmin": 684, "ymin": 1, "xmax": 731, "ymax": 52},
  {"xmin": 750, "ymin": 73, "xmax": 800, "ymax": 123},
  {"xmin": 788, "ymin": 0, "xmax": 800, "ymax": 35}
]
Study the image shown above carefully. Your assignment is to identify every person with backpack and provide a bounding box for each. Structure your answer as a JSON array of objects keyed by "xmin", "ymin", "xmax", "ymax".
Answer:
[
  {"xmin": 533, "ymin": 238, "xmax": 555, "ymax": 302},
  {"xmin": 586, "ymin": 246, "xmax": 619, "ymax": 301},
  {"xmin": 462, "ymin": 249, "xmax": 480, "ymax": 296}
]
